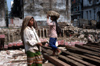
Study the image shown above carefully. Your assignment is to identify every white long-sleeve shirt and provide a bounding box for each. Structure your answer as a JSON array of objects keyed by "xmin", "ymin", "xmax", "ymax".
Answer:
[{"xmin": 23, "ymin": 26, "xmax": 41, "ymax": 53}]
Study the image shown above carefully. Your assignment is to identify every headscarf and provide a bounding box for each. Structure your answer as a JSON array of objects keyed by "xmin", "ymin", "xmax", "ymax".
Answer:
[{"xmin": 21, "ymin": 16, "xmax": 33, "ymax": 45}]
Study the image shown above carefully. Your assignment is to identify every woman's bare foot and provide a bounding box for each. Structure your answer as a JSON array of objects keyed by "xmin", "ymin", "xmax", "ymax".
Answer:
[
  {"xmin": 57, "ymin": 50, "xmax": 62, "ymax": 55},
  {"xmin": 57, "ymin": 49, "xmax": 62, "ymax": 55}
]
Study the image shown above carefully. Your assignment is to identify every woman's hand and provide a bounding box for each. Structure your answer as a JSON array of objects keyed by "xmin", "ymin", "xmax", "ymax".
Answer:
[{"xmin": 37, "ymin": 43, "xmax": 42, "ymax": 46}]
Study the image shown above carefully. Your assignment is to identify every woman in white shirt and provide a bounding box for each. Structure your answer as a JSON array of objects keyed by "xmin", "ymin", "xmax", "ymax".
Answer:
[{"xmin": 21, "ymin": 16, "xmax": 42, "ymax": 66}]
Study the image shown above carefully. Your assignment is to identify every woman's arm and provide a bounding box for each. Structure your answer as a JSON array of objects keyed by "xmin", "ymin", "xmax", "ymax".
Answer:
[{"xmin": 47, "ymin": 15, "xmax": 55, "ymax": 26}]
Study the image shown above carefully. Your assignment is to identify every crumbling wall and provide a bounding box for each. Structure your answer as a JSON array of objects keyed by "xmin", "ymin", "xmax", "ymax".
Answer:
[
  {"xmin": 24, "ymin": 0, "xmax": 71, "ymax": 22},
  {"xmin": 13, "ymin": 18, "xmax": 23, "ymax": 27},
  {"xmin": 0, "ymin": 28, "xmax": 21, "ymax": 45},
  {"xmin": 0, "ymin": 0, "xmax": 6, "ymax": 27}
]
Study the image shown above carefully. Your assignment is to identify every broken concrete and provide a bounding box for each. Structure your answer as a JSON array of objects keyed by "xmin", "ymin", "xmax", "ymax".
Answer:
[{"xmin": 0, "ymin": 21, "xmax": 100, "ymax": 50}]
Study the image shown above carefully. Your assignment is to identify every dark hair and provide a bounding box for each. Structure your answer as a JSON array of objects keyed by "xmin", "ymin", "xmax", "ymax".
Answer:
[{"xmin": 51, "ymin": 16, "xmax": 58, "ymax": 21}]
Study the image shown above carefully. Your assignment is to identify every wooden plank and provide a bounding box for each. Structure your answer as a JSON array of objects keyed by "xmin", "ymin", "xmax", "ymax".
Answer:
[
  {"xmin": 58, "ymin": 55, "xmax": 85, "ymax": 66},
  {"xmin": 75, "ymin": 44, "xmax": 100, "ymax": 52},
  {"xmin": 43, "ymin": 53, "xmax": 70, "ymax": 66},
  {"xmin": 11, "ymin": 60, "xmax": 27, "ymax": 63},
  {"xmin": 67, "ymin": 55, "xmax": 95, "ymax": 66},
  {"xmin": 62, "ymin": 50, "xmax": 82, "ymax": 59},
  {"xmin": 78, "ymin": 54, "xmax": 100, "ymax": 65},
  {"xmin": 43, "ymin": 63, "xmax": 55, "ymax": 66},
  {"xmin": 42, "ymin": 48, "xmax": 52, "ymax": 55},
  {"xmin": 85, "ymin": 54, "xmax": 100, "ymax": 60},
  {"xmin": 42, "ymin": 46, "xmax": 51, "ymax": 49},
  {"xmin": 66, "ymin": 46, "xmax": 99, "ymax": 56},
  {"xmin": 85, "ymin": 44, "xmax": 100, "ymax": 48},
  {"xmin": 83, "ymin": 45, "xmax": 100, "ymax": 51},
  {"xmin": 62, "ymin": 50, "xmax": 100, "ymax": 65}
]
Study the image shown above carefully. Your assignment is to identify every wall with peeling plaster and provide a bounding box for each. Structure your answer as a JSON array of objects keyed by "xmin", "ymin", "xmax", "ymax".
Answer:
[{"xmin": 24, "ymin": 0, "xmax": 71, "ymax": 23}]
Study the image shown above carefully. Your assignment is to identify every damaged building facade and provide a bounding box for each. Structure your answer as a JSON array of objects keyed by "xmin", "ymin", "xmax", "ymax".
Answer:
[
  {"xmin": 71, "ymin": 0, "xmax": 83, "ymax": 20},
  {"xmin": 0, "ymin": 0, "xmax": 6, "ymax": 27},
  {"xmin": 83, "ymin": 0, "xmax": 100, "ymax": 22},
  {"xmin": 24, "ymin": 0, "xmax": 71, "ymax": 23},
  {"xmin": 71, "ymin": 0, "xmax": 100, "ymax": 28},
  {"xmin": 71, "ymin": 0, "xmax": 100, "ymax": 22}
]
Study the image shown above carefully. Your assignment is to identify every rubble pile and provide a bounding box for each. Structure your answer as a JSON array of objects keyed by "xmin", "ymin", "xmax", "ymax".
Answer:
[
  {"xmin": 57, "ymin": 22, "xmax": 100, "ymax": 44},
  {"xmin": 0, "ymin": 22, "xmax": 100, "ymax": 50},
  {"xmin": 0, "ymin": 49, "xmax": 56, "ymax": 66},
  {"xmin": 0, "ymin": 28, "xmax": 21, "ymax": 44},
  {"xmin": 0, "ymin": 49, "xmax": 27, "ymax": 66}
]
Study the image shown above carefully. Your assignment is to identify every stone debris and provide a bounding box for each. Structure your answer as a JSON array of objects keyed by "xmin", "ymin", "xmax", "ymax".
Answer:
[
  {"xmin": 0, "ymin": 49, "xmax": 27, "ymax": 66},
  {"xmin": 0, "ymin": 22, "xmax": 100, "ymax": 50},
  {"xmin": 0, "ymin": 49, "xmax": 56, "ymax": 66}
]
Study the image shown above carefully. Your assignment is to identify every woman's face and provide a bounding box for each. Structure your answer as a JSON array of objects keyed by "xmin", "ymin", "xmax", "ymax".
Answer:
[
  {"xmin": 28, "ymin": 18, "xmax": 34, "ymax": 27},
  {"xmin": 50, "ymin": 16, "xmax": 53, "ymax": 20}
]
